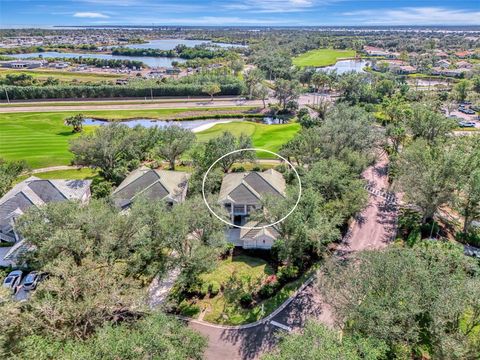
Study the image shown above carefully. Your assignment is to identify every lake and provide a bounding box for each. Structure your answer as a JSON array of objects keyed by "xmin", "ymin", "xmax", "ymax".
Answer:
[
  {"xmin": 9, "ymin": 39, "xmax": 244, "ymax": 68},
  {"xmin": 318, "ymin": 59, "xmax": 370, "ymax": 74},
  {"xmin": 127, "ymin": 39, "xmax": 245, "ymax": 50},
  {"xmin": 10, "ymin": 51, "xmax": 184, "ymax": 68}
]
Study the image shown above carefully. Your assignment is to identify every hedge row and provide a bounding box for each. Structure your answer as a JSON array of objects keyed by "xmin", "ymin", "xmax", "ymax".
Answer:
[{"xmin": 1, "ymin": 83, "xmax": 245, "ymax": 100}]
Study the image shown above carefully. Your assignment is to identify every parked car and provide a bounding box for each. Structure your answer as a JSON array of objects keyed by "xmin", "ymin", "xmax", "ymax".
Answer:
[
  {"xmin": 458, "ymin": 121, "xmax": 476, "ymax": 128},
  {"xmin": 2, "ymin": 270, "xmax": 23, "ymax": 294},
  {"xmin": 461, "ymin": 101, "xmax": 472, "ymax": 105},
  {"xmin": 460, "ymin": 108, "xmax": 476, "ymax": 115},
  {"xmin": 448, "ymin": 114, "xmax": 460, "ymax": 119},
  {"xmin": 471, "ymin": 105, "xmax": 480, "ymax": 112},
  {"xmin": 23, "ymin": 271, "xmax": 42, "ymax": 291}
]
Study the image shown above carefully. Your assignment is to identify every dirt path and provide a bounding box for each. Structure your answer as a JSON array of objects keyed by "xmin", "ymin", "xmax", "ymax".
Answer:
[{"xmin": 187, "ymin": 155, "xmax": 398, "ymax": 360}]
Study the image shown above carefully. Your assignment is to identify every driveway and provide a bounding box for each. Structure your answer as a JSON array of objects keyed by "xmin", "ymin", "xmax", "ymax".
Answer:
[{"xmin": 188, "ymin": 154, "xmax": 398, "ymax": 360}]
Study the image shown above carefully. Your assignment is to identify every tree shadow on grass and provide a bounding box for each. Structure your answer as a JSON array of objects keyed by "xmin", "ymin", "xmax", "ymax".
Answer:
[{"xmin": 56, "ymin": 131, "xmax": 76, "ymax": 136}]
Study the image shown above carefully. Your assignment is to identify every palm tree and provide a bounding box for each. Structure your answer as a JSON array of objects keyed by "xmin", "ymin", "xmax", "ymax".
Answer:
[{"xmin": 64, "ymin": 114, "xmax": 84, "ymax": 133}]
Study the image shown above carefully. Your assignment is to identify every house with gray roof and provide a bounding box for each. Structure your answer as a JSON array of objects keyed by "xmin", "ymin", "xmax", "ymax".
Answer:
[
  {"xmin": 218, "ymin": 169, "xmax": 286, "ymax": 227},
  {"xmin": 111, "ymin": 167, "xmax": 190, "ymax": 210},
  {"xmin": 0, "ymin": 176, "xmax": 91, "ymax": 265},
  {"xmin": 238, "ymin": 221, "xmax": 280, "ymax": 249}
]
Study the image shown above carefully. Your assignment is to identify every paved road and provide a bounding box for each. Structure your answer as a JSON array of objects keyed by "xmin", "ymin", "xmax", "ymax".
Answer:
[
  {"xmin": 0, "ymin": 98, "xmax": 264, "ymax": 113},
  {"xmin": 188, "ymin": 154, "xmax": 397, "ymax": 360},
  {"xmin": 0, "ymin": 94, "xmax": 322, "ymax": 114}
]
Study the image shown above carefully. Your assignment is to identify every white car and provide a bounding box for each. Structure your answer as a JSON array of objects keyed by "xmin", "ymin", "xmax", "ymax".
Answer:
[
  {"xmin": 2, "ymin": 270, "xmax": 23, "ymax": 294},
  {"xmin": 23, "ymin": 271, "xmax": 42, "ymax": 291}
]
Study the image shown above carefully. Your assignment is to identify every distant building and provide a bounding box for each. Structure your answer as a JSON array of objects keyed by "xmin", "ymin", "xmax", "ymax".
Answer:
[
  {"xmin": 456, "ymin": 61, "xmax": 473, "ymax": 69},
  {"xmin": 455, "ymin": 51, "xmax": 473, "ymax": 59},
  {"xmin": 433, "ymin": 50, "xmax": 449, "ymax": 58},
  {"xmin": 165, "ymin": 67, "xmax": 181, "ymax": 75},
  {"xmin": 111, "ymin": 167, "xmax": 190, "ymax": 210},
  {"xmin": 0, "ymin": 60, "xmax": 44, "ymax": 69},
  {"xmin": 435, "ymin": 59, "xmax": 451, "ymax": 68},
  {"xmin": 363, "ymin": 46, "xmax": 390, "ymax": 57}
]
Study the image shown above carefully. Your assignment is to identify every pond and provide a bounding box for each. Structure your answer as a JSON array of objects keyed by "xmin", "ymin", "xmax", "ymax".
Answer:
[
  {"xmin": 126, "ymin": 39, "xmax": 245, "ymax": 50},
  {"xmin": 83, "ymin": 118, "xmax": 236, "ymax": 132},
  {"xmin": 10, "ymin": 51, "xmax": 184, "ymax": 68},
  {"xmin": 317, "ymin": 59, "xmax": 370, "ymax": 74},
  {"xmin": 83, "ymin": 117, "xmax": 281, "ymax": 132}
]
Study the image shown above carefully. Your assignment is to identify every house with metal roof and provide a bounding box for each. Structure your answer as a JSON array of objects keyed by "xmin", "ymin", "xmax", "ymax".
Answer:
[
  {"xmin": 111, "ymin": 167, "xmax": 190, "ymax": 210},
  {"xmin": 0, "ymin": 176, "xmax": 91, "ymax": 265},
  {"xmin": 218, "ymin": 169, "xmax": 286, "ymax": 227}
]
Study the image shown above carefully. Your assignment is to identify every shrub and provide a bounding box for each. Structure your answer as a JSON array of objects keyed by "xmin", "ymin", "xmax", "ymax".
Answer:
[
  {"xmin": 239, "ymin": 293, "xmax": 253, "ymax": 308},
  {"xmin": 258, "ymin": 284, "xmax": 276, "ymax": 299},
  {"xmin": 277, "ymin": 265, "xmax": 299, "ymax": 284},
  {"xmin": 90, "ymin": 178, "xmax": 113, "ymax": 199},
  {"xmin": 178, "ymin": 300, "xmax": 201, "ymax": 317},
  {"xmin": 208, "ymin": 281, "xmax": 220, "ymax": 297}
]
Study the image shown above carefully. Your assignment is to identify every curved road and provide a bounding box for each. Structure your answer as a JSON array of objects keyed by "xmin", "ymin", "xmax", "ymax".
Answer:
[{"xmin": 186, "ymin": 155, "xmax": 398, "ymax": 360}]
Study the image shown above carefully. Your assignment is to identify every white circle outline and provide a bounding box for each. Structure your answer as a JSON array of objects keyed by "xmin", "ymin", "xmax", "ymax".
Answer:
[{"xmin": 201, "ymin": 148, "xmax": 302, "ymax": 230}]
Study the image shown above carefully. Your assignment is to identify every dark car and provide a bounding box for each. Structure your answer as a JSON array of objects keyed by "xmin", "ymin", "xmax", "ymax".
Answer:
[
  {"xmin": 23, "ymin": 271, "xmax": 41, "ymax": 291},
  {"xmin": 2, "ymin": 270, "xmax": 23, "ymax": 294},
  {"xmin": 458, "ymin": 121, "xmax": 476, "ymax": 128}
]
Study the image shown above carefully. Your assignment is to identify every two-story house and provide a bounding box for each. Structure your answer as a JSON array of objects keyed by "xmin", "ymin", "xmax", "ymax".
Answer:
[{"xmin": 218, "ymin": 169, "xmax": 286, "ymax": 227}]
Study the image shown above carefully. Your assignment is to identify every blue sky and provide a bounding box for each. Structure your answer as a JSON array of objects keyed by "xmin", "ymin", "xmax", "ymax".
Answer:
[{"xmin": 1, "ymin": 0, "xmax": 479, "ymax": 27}]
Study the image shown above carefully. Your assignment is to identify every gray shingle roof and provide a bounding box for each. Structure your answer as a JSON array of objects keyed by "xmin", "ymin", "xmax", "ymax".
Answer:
[
  {"xmin": 28, "ymin": 180, "xmax": 67, "ymax": 203},
  {"xmin": 111, "ymin": 167, "xmax": 189, "ymax": 209},
  {"xmin": 218, "ymin": 169, "xmax": 286, "ymax": 205},
  {"xmin": 0, "ymin": 176, "xmax": 91, "ymax": 240},
  {"xmin": 239, "ymin": 221, "xmax": 280, "ymax": 240}
]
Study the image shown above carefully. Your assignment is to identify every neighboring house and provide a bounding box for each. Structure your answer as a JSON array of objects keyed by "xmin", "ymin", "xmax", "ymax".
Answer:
[
  {"xmin": 363, "ymin": 46, "xmax": 390, "ymax": 57},
  {"xmin": 435, "ymin": 59, "xmax": 451, "ymax": 68},
  {"xmin": 218, "ymin": 169, "xmax": 286, "ymax": 227},
  {"xmin": 111, "ymin": 167, "xmax": 190, "ymax": 209},
  {"xmin": 433, "ymin": 50, "xmax": 449, "ymax": 58},
  {"xmin": 238, "ymin": 221, "xmax": 280, "ymax": 249},
  {"xmin": 0, "ymin": 176, "xmax": 91, "ymax": 265},
  {"xmin": 456, "ymin": 61, "xmax": 473, "ymax": 69},
  {"xmin": 455, "ymin": 51, "xmax": 473, "ymax": 59}
]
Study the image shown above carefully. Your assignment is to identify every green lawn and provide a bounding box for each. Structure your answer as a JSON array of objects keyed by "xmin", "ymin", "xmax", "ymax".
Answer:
[
  {"xmin": 197, "ymin": 255, "xmax": 274, "ymax": 325},
  {"xmin": 0, "ymin": 110, "xmax": 299, "ymax": 168},
  {"xmin": 293, "ymin": 48, "xmax": 356, "ymax": 67},
  {"xmin": 16, "ymin": 168, "xmax": 98, "ymax": 183},
  {"xmin": 195, "ymin": 121, "xmax": 300, "ymax": 157},
  {"xmin": 176, "ymin": 254, "xmax": 314, "ymax": 325}
]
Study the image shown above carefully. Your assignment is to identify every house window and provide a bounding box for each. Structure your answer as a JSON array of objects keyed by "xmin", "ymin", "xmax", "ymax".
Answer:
[
  {"xmin": 225, "ymin": 203, "xmax": 232, "ymax": 212},
  {"xmin": 246, "ymin": 205, "xmax": 256, "ymax": 213},
  {"xmin": 233, "ymin": 205, "xmax": 245, "ymax": 214}
]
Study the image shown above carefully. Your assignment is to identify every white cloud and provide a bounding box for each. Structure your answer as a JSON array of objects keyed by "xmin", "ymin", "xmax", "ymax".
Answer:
[
  {"xmin": 223, "ymin": 0, "xmax": 332, "ymax": 13},
  {"xmin": 73, "ymin": 12, "xmax": 110, "ymax": 18},
  {"xmin": 342, "ymin": 7, "xmax": 480, "ymax": 25}
]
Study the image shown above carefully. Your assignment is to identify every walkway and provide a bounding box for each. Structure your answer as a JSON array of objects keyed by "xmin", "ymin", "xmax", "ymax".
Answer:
[{"xmin": 185, "ymin": 155, "xmax": 398, "ymax": 360}]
